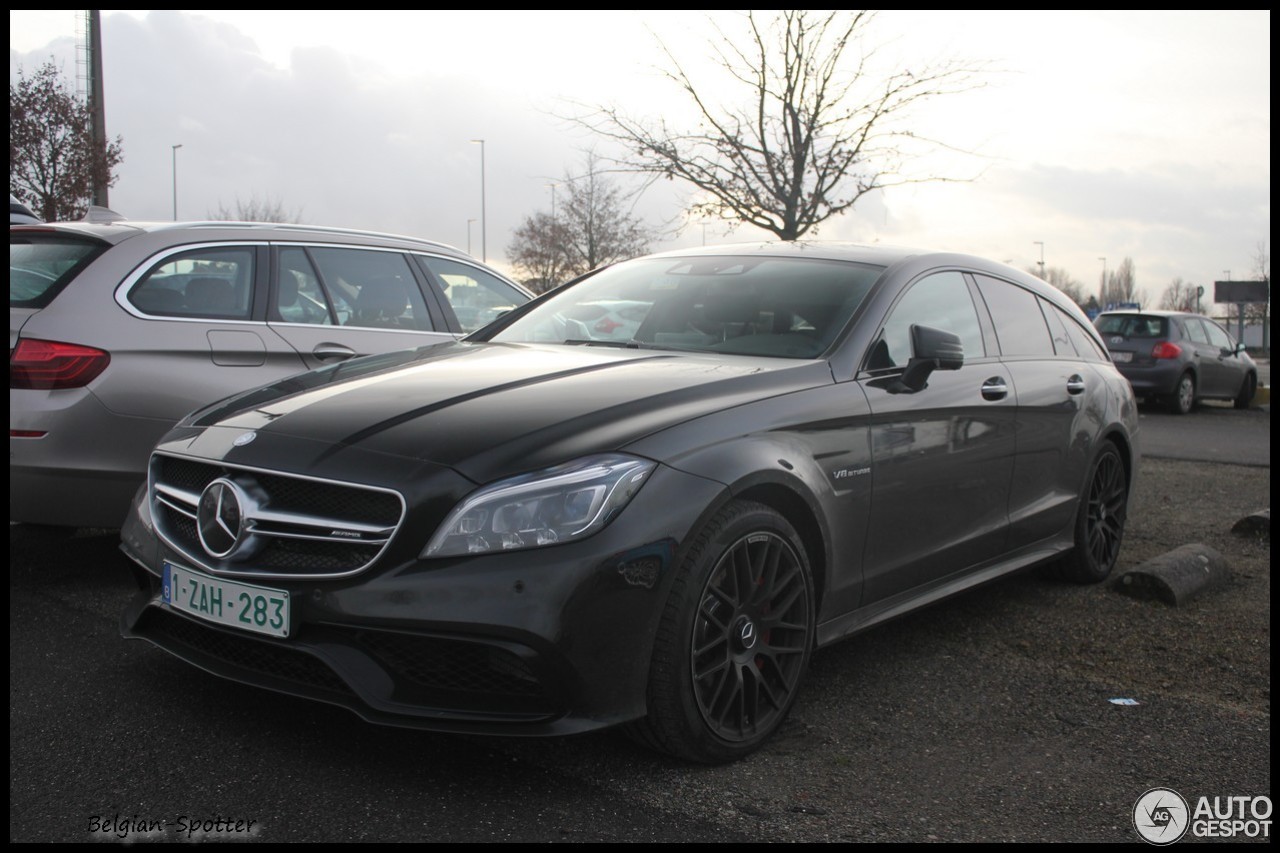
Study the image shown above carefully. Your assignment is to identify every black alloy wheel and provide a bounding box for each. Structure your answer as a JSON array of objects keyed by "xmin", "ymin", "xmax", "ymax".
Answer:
[
  {"xmin": 630, "ymin": 500, "xmax": 814, "ymax": 763},
  {"xmin": 1052, "ymin": 442, "xmax": 1128, "ymax": 583}
]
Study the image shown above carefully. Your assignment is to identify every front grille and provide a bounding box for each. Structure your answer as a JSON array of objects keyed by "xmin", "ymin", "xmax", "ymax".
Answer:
[{"xmin": 150, "ymin": 452, "xmax": 404, "ymax": 579}]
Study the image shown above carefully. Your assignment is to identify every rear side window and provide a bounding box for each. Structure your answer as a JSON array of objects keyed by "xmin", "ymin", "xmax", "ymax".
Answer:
[
  {"xmin": 128, "ymin": 247, "xmax": 255, "ymax": 320},
  {"xmin": 10, "ymin": 233, "xmax": 109, "ymax": 309},
  {"xmin": 1181, "ymin": 318, "xmax": 1210, "ymax": 344},
  {"xmin": 974, "ymin": 275, "xmax": 1055, "ymax": 357}
]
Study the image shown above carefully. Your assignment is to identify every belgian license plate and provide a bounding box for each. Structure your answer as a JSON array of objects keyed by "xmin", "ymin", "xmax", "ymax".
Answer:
[
  {"xmin": 1111, "ymin": 351, "xmax": 1133, "ymax": 363},
  {"xmin": 162, "ymin": 562, "xmax": 290, "ymax": 638}
]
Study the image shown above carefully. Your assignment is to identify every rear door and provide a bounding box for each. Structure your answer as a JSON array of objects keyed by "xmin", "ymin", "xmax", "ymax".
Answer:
[{"xmin": 267, "ymin": 245, "xmax": 455, "ymax": 369}]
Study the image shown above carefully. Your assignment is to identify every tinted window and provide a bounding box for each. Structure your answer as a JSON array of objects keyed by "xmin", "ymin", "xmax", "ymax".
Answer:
[
  {"xmin": 424, "ymin": 257, "xmax": 529, "ymax": 334},
  {"xmin": 1095, "ymin": 314, "xmax": 1168, "ymax": 338},
  {"xmin": 1038, "ymin": 298, "xmax": 1076, "ymax": 357},
  {"xmin": 975, "ymin": 275, "xmax": 1054, "ymax": 357},
  {"xmin": 1059, "ymin": 309, "xmax": 1109, "ymax": 362},
  {"xmin": 128, "ymin": 247, "xmax": 254, "ymax": 320},
  {"xmin": 308, "ymin": 248, "xmax": 432, "ymax": 331},
  {"xmin": 10, "ymin": 234, "xmax": 109, "ymax": 309},
  {"xmin": 869, "ymin": 271, "xmax": 984, "ymax": 370},
  {"xmin": 490, "ymin": 256, "xmax": 881, "ymax": 358}
]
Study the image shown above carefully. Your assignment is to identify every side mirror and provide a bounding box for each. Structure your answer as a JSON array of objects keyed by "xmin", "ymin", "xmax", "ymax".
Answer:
[{"xmin": 888, "ymin": 325, "xmax": 964, "ymax": 394}]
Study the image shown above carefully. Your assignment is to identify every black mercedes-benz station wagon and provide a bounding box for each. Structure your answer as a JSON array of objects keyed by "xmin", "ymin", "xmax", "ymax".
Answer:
[{"xmin": 120, "ymin": 242, "xmax": 1139, "ymax": 763}]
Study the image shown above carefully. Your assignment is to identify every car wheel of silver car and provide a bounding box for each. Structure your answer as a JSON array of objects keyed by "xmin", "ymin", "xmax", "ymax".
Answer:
[
  {"xmin": 1234, "ymin": 373, "xmax": 1256, "ymax": 410},
  {"xmin": 630, "ymin": 500, "xmax": 815, "ymax": 763},
  {"xmin": 1052, "ymin": 443, "xmax": 1128, "ymax": 584},
  {"xmin": 1169, "ymin": 371, "xmax": 1196, "ymax": 415}
]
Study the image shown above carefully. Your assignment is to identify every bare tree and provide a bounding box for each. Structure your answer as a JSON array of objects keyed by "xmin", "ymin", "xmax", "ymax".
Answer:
[
  {"xmin": 572, "ymin": 11, "xmax": 986, "ymax": 241},
  {"xmin": 1159, "ymin": 277, "xmax": 1199, "ymax": 312},
  {"xmin": 508, "ymin": 154, "xmax": 653, "ymax": 291},
  {"xmin": 10, "ymin": 60, "xmax": 124, "ymax": 221},
  {"xmin": 1027, "ymin": 265, "xmax": 1086, "ymax": 307},
  {"xmin": 507, "ymin": 213, "xmax": 573, "ymax": 294},
  {"xmin": 1104, "ymin": 257, "xmax": 1141, "ymax": 307},
  {"xmin": 209, "ymin": 194, "xmax": 303, "ymax": 223}
]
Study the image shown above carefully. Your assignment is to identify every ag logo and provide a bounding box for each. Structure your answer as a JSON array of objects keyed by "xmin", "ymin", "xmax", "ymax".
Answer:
[{"xmin": 1134, "ymin": 787, "xmax": 1190, "ymax": 845}]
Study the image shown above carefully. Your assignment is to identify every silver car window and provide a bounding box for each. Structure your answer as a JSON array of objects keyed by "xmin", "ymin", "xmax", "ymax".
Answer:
[{"xmin": 128, "ymin": 246, "xmax": 254, "ymax": 320}]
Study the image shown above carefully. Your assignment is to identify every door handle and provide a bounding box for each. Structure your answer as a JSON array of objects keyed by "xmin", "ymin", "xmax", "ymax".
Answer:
[
  {"xmin": 981, "ymin": 377, "xmax": 1008, "ymax": 401},
  {"xmin": 1066, "ymin": 374, "xmax": 1086, "ymax": 395},
  {"xmin": 312, "ymin": 343, "xmax": 358, "ymax": 363}
]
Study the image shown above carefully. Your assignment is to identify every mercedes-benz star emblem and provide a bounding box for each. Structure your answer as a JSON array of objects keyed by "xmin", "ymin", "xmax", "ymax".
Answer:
[
  {"xmin": 233, "ymin": 431, "xmax": 257, "ymax": 447},
  {"xmin": 197, "ymin": 478, "xmax": 250, "ymax": 559}
]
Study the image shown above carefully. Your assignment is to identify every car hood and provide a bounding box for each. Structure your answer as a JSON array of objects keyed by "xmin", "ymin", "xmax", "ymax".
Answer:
[{"xmin": 182, "ymin": 341, "xmax": 833, "ymax": 483}]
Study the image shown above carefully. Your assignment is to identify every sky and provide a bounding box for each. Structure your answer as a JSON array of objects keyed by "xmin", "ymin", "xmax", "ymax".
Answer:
[{"xmin": 9, "ymin": 10, "xmax": 1271, "ymax": 303}]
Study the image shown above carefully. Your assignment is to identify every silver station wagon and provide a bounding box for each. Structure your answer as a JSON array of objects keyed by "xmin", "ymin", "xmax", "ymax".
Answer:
[{"xmin": 10, "ymin": 217, "xmax": 530, "ymax": 530}]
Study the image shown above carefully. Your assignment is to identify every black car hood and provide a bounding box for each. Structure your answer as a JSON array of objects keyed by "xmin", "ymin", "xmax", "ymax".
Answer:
[{"xmin": 189, "ymin": 341, "xmax": 833, "ymax": 483}]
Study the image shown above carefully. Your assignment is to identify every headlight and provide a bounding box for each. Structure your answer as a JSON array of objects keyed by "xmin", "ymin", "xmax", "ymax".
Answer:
[{"xmin": 423, "ymin": 454, "xmax": 656, "ymax": 558}]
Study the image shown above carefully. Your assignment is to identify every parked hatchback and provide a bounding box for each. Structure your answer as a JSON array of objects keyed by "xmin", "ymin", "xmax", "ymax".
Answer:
[
  {"xmin": 120, "ymin": 242, "xmax": 1139, "ymax": 763},
  {"xmin": 10, "ymin": 218, "xmax": 530, "ymax": 529},
  {"xmin": 1094, "ymin": 309, "xmax": 1257, "ymax": 414}
]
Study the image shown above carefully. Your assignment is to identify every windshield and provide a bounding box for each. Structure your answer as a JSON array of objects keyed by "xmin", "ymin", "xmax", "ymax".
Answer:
[
  {"xmin": 488, "ymin": 255, "xmax": 882, "ymax": 358},
  {"xmin": 10, "ymin": 233, "xmax": 109, "ymax": 309}
]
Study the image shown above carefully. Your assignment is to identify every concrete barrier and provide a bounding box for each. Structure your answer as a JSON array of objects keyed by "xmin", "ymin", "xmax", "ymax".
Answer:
[
  {"xmin": 1113, "ymin": 544, "xmax": 1230, "ymax": 606},
  {"xmin": 1231, "ymin": 509, "xmax": 1270, "ymax": 540}
]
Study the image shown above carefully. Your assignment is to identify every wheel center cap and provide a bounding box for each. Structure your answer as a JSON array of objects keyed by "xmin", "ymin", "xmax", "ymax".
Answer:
[{"xmin": 735, "ymin": 616, "xmax": 758, "ymax": 650}]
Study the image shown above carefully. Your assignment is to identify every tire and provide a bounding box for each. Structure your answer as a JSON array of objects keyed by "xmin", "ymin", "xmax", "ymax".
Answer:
[
  {"xmin": 628, "ymin": 500, "xmax": 815, "ymax": 763},
  {"xmin": 1234, "ymin": 373, "xmax": 1256, "ymax": 410},
  {"xmin": 1168, "ymin": 371, "xmax": 1195, "ymax": 415},
  {"xmin": 1051, "ymin": 443, "xmax": 1128, "ymax": 584}
]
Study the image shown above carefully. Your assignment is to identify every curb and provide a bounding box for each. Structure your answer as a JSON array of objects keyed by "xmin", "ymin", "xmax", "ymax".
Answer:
[{"xmin": 1113, "ymin": 544, "xmax": 1230, "ymax": 606}]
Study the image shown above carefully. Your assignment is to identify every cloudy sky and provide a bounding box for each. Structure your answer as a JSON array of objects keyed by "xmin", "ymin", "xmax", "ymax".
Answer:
[{"xmin": 9, "ymin": 10, "xmax": 1271, "ymax": 302}]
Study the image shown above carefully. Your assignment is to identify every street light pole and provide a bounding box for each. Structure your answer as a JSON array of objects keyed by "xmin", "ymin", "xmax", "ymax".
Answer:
[
  {"xmin": 171, "ymin": 144, "xmax": 183, "ymax": 220},
  {"xmin": 1033, "ymin": 241, "xmax": 1045, "ymax": 279},
  {"xmin": 1099, "ymin": 257, "xmax": 1108, "ymax": 307},
  {"xmin": 469, "ymin": 139, "xmax": 486, "ymax": 262}
]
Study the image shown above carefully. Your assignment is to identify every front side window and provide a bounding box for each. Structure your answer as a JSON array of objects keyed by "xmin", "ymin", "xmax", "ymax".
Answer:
[
  {"xmin": 487, "ymin": 255, "xmax": 882, "ymax": 358},
  {"xmin": 1202, "ymin": 319, "xmax": 1235, "ymax": 350},
  {"xmin": 424, "ymin": 257, "xmax": 528, "ymax": 334},
  {"xmin": 868, "ymin": 271, "xmax": 984, "ymax": 371},
  {"xmin": 128, "ymin": 246, "xmax": 254, "ymax": 320}
]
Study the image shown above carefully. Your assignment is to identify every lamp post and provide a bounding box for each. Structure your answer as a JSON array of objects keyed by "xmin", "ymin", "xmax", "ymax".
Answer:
[
  {"xmin": 171, "ymin": 143, "xmax": 183, "ymax": 220},
  {"xmin": 469, "ymin": 139, "xmax": 486, "ymax": 261},
  {"xmin": 1099, "ymin": 257, "xmax": 1107, "ymax": 307},
  {"xmin": 1033, "ymin": 241, "xmax": 1045, "ymax": 279},
  {"xmin": 467, "ymin": 219, "xmax": 476, "ymax": 256}
]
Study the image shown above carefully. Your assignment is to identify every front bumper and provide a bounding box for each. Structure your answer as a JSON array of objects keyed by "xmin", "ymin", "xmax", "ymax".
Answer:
[{"xmin": 120, "ymin": 461, "xmax": 726, "ymax": 736}]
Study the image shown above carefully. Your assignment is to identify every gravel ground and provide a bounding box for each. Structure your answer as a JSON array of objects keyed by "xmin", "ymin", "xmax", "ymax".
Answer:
[{"xmin": 484, "ymin": 456, "xmax": 1271, "ymax": 842}]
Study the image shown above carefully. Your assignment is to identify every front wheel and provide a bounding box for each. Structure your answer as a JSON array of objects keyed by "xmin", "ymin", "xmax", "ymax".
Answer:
[
  {"xmin": 1168, "ymin": 371, "xmax": 1195, "ymax": 415},
  {"xmin": 629, "ymin": 500, "xmax": 815, "ymax": 763},
  {"xmin": 1051, "ymin": 443, "xmax": 1128, "ymax": 584}
]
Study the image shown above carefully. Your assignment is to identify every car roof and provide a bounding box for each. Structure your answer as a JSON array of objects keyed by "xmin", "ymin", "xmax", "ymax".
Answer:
[
  {"xmin": 10, "ymin": 218, "xmax": 471, "ymax": 258},
  {"xmin": 1098, "ymin": 309, "xmax": 1193, "ymax": 319}
]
